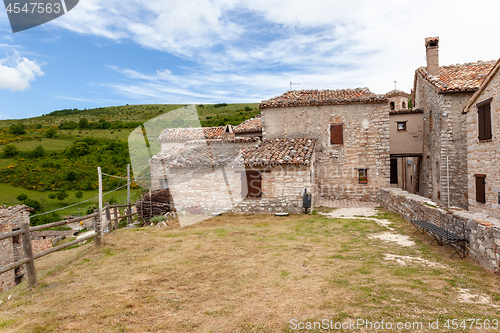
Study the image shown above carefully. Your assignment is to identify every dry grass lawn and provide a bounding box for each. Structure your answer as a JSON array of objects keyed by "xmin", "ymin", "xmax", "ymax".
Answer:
[{"xmin": 1, "ymin": 209, "xmax": 500, "ymax": 332}]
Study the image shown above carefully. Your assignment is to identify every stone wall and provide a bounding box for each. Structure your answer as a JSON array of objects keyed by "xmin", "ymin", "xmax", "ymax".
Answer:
[
  {"xmin": 414, "ymin": 74, "xmax": 472, "ymax": 209},
  {"xmin": 0, "ymin": 205, "xmax": 30, "ymax": 292},
  {"xmin": 380, "ymin": 187, "xmax": 500, "ymax": 273},
  {"xmin": 151, "ymin": 162, "xmax": 314, "ymax": 215},
  {"xmin": 466, "ymin": 67, "xmax": 500, "ymax": 219},
  {"xmin": 262, "ymin": 103, "xmax": 390, "ymax": 202}
]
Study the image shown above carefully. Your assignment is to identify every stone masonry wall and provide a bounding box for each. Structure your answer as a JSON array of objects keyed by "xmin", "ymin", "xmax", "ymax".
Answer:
[
  {"xmin": 381, "ymin": 187, "xmax": 500, "ymax": 273},
  {"xmin": 0, "ymin": 205, "xmax": 30, "ymax": 292},
  {"xmin": 415, "ymin": 74, "xmax": 472, "ymax": 209},
  {"xmin": 151, "ymin": 162, "xmax": 314, "ymax": 215},
  {"xmin": 466, "ymin": 70, "xmax": 500, "ymax": 218},
  {"xmin": 262, "ymin": 103, "xmax": 390, "ymax": 202}
]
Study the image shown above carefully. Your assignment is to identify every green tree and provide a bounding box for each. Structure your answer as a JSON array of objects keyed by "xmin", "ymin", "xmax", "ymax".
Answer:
[
  {"xmin": 2, "ymin": 144, "xmax": 18, "ymax": 158},
  {"xmin": 48, "ymin": 193, "xmax": 56, "ymax": 200},
  {"xmin": 78, "ymin": 118, "xmax": 89, "ymax": 129},
  {"xmin": 56, "ymin": 190, "xmax": 68, "ymax": 203},
  {"xmin": 75, "ymin": 190, "xmax": 83, "ymax": 199},
  {"xmin": 16, "ymin": 193, "xmax": 28, "ymax": 202}
]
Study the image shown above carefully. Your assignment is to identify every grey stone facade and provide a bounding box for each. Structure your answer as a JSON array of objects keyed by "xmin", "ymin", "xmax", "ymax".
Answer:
[
  {"xmin": 0, "ymin": 205, "xmax": 30, "ymax": 292},
  {"xmin": 465, "ymin": 59, "xmax": 500, "ymax": 219},
  {"xmin": 261, "ymin": 97, "xmax": 390, "ymax": 202},
  {"xmin": 381, "ymin": 188, "xmax": 500, "ymax": 273}
]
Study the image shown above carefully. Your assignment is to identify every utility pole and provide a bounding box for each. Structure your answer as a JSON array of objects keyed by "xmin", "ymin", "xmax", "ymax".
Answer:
[
  {"xmin": 127, "ymin": 164, "xmax": 132, "ymax": 224},
  {"xmin": 96, "ymin": 167, "xmax": 103, "ymax": 246}
]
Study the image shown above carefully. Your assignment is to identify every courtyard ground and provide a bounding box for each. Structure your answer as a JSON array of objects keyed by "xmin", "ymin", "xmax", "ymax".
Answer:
[{"xmin": 0, "ymin": 207, "xmax": 499, "ymax": 332}]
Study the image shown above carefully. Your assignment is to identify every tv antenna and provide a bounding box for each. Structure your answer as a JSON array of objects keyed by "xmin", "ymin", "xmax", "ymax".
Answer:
[{"xmin": 290, "ymin": 81, "xmax": 300, "ymax": 91}]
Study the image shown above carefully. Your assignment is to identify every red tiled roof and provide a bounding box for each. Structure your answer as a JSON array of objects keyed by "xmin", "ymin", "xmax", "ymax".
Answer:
[
  {"xmin": 385, "ymin": 89, "xmax": 410, "ymax": 98},
  {"xmin": 158, "ymin": 127, "xmax": 224, "ymax": 142},
  {"xmin": 417, "ymin": 61, "xmax": 496, "ymax": 93},
  {"xmin": 259, "ymin": 88, "xmax": 388, "ymax": 109},
  {"xmin": 152, "ymin": 138, "xmax": 315, "ymax": 168},
  {"xmin": 184, "ymin": 137, "xmax": 261, "ymax": 145},
  {"xmin": 234, "ymin": 115, "xmax": 262, "ymax": 134}
]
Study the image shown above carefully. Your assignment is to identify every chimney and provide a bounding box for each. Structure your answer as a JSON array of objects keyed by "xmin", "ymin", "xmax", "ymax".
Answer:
[{"xmin": 425, "ymin": 37, "xmax": 440, "ymax": 76}]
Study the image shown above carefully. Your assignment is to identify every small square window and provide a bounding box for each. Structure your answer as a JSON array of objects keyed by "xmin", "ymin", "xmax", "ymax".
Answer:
[
  {"xmin": 397, "ymin": 122, "xmax": 407, "ymax": 131},
  {"xmin": 358, "ymin": 169, "xmax": 368, "ymax": 184}
]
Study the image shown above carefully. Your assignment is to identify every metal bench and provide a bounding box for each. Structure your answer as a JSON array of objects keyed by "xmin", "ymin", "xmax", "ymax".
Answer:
[{"xmin": 411, "ymin": 220, "xmax": 468, "ymax": 259}]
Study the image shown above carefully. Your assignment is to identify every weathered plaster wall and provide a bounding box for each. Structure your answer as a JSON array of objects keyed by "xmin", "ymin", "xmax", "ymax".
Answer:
[
  {"xmin": 467, "ymin": 70, "xmax": 500, "ymax": 219},
  {"xmin": 389, "ymin": 113, "xmax": 423, "ymax": 155},
  {"xmin": 381, "ymin": 188, "xmax": 500, "ymax": 273},
  {"xmin": 151, "ymin": 162, "xmax": 314, "ymax": 214},
  {"xmin": 414, "ymin": 75, "xmax": 472, "ymax": 209},
  {"xmin": 261, "ymin": 103, "xmax": 390, "ymax": 201}
]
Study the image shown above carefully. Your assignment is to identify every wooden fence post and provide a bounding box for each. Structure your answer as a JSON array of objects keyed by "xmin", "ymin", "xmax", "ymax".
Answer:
[
  {"xmin": 127, "ymin": 203, "xmax": 132, "ymax": 225},
  {"xmin": 21, "ymin": 223, "xmax": 37, "ymax": 288},
  {"xmin": 113, "ymin": 205, "xmax": 119, "ymax": 229},
  {"xmin": 105, "ymin": 203, "xmax": 111, "ymax": 232},
  {"xmin": 94, "ymin": 209, "xmax": 102, "ymax": 247}
]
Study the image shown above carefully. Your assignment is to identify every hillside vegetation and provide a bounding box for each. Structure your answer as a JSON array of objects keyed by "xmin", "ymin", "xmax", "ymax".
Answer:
[{"xmin": 0, "ymin": 103, "xmax": 260, "ymax": 220}]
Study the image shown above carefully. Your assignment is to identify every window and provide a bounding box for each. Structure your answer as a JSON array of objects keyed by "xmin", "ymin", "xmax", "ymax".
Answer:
[
  {"xmin": 475, "ymin": 174, "xmax": 486, "ymax": 203},
  {"xmin": 478, "ymin": 101, "xmax": 492, "ymax": 141},
  {"xmin": 330, "ymin": 124, "xmax": 343, "ymax": 145},
  {"xmin": 358, "ymin": 169, "xmax": 368, "ymax": 184},
  {"xmin": 243, "ymin": 170, "xmax": 262, "ymax": 198},
  {"xmin": 397, "ymin": 121, "xmax": 407, "ymax": 131},
  {"xmin": 390, "ymin": 102, "xmax": 395, "ymax": 110},
  {"xmin": 402, "ymin": 101, "xmax": 406, "ymax": 109}
]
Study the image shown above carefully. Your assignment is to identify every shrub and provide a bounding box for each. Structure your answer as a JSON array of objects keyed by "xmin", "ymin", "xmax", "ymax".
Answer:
[
  {"xmin": 244, "ymin": 106, "xmax": 252, "ymax": 111},
  {"xmin": 78, "ymin": 118, "xmax": 89, "ymax": 129},
  {"xmin": 75, "ymin": 190, "xmax": 83, "ymax": 199},
  {"xmin": 56, "ymin": 190, "xmax": 68, "ymax": 202},
  {"xmin": 24, "ymin": 198, "xmax": 42, "ymax": 213},
  {"xmin": 2, "ymin": 144, "xmax": 18, "ymax": 158},
  {"xmin": 9, "ymin": 123, "xmax": 26, "ymax": 135},
  {"xmin": 45, "ymin": 128, "xmax": 57, "ymax": 138},
  {"xmin": 16, "ymin": 193, "xmax": 28, "ymax": 202},
  {"xmin": 30, "ymin": 145, "xmax": 45, "ymax": 158}
]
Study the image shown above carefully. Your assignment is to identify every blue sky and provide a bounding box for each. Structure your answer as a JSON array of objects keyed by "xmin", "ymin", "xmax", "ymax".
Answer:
[{"xmin": 0, "ymin": 0, "xmax": 500, "ymax": 120}]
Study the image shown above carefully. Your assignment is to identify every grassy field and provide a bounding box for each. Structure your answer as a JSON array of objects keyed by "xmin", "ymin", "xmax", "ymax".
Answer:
[
  {"xmin": 1, "ymin": 209, "xmax": 499, "ymax": 332},
  {"xmin": 0, "ymin": 183, "xmax": 143, "ymax": 217}
]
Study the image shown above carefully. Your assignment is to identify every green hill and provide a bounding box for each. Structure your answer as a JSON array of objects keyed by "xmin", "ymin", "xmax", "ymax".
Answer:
[{"xmin": 0, "ymin": 103, "xmax": 260, "ymax": 219}]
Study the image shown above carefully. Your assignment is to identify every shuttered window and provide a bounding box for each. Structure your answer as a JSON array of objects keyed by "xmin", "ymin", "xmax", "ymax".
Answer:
[
  {"xmin": 478, "ymin": 102, "xmax": 492, "ymax": 140},
  {"xmin": 475, "ymin": 174, "xmax": 486, "ymax": 203},
  {"xmin": 243, "ymin": 170, "xmax": 262, "ymax": 198},
  {"xmin": 330, "ymin": 124, "xmax": 343, "ymax": 145}
]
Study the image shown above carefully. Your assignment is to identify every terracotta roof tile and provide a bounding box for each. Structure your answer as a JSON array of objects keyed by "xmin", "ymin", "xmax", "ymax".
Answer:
[
  {"xmin": 259, "ymin": 88, "xmax": 388, "ymax": 109},
  {"xmin": 152, "ymin": 138, "xmax": 316, "ymax": 168},
  {"xmin": 385, "ymin": 89, "xmax": 410, "ymax": 98},
  {"xmin": 158, "ymin": 127, "xmax": 224, "ymax": 142},
  {"xmin": 418, "ymin": 60, "xmax": 496, "ymax": 92},
  {"xmin": 234, "ymin": 115, "xmax": 262, "ymax": 133}
]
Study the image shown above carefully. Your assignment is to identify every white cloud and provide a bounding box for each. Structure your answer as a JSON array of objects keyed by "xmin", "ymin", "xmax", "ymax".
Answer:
[
  {"xmin": 55, "ymin": 0, "xmax": 500, "ymax": 99},
  {"xmin": 0, "ymin": 54, "xmax": 44, "ymax": 91}
]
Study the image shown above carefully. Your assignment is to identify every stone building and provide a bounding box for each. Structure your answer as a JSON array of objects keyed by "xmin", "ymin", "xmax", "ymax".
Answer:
[
  {"xmin": 151, "ymin": 137, "xmax": 315, "ymax": 218},
  {"xmin": 259, "ymin": 88, "xmax": 390, "ymax": 202},
  {"xmin": 464, "ymin": 58, "xmax": 500, "ymax": 219},
  {"xmin": 412, "ymin": 37, "xmax": 496, "ymax": 209},
  {"xmin": 387, "ymin": 90, "xmax": 423, "ymax": 193},
  {"xmin": 0, "ymin": 205, "xmax": 31, "ymax": 292}
]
